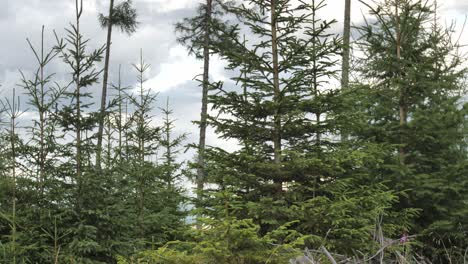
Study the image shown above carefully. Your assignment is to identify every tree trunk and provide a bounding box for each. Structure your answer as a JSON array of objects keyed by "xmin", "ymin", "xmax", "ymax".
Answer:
[
  {"xmin": 75, "ymin": 0, "xmax": 83, "ymax": 216},
  {"xmin": 39, "ymin": 26, "xmax": 46, "ymax": 199},
  {"xmin": 341, "ymin": 0, "xmax": 351, "ymax": 142},
  {"xmin": 396, "ymin": 0, "xmax": 406, "ymax": 165},
  {"xmin": 125, "ymin": 99, "xmax": 129, "ymax": 160},
  {"xmin": 106, "ymin": 116, "xmax": 111, "ymax": 166},
  {"xmin": 117, "ymin": 65, "xmax": 123, "ymax": 161},
  {"xmin": 341, "ymin": 0, "xmax": 351, "ymax": 89},
  {"xmin": 271, "ymin": 0, "xmax": 282, "ymax": 193},
  {"xmin": 137, "ymin": 51, "xmax": 146, "ymax": 237},
  {"xmin": 165, "ymin": 98, "xmax": 172, "ymax": 187},
  {"xmin": 10, "ymin": 90, "xmax": 17, "ymax": 264},
  {"xmin": 96, "ymin": 0, "xmax": 115, "ymax": 169},
  {"xmin": 196, "ymin": 0, "xmax": 213, "ymax": 206},
  {"xmin": 241, "ymin": 35, "xmax": 250, "ymax": 151}
]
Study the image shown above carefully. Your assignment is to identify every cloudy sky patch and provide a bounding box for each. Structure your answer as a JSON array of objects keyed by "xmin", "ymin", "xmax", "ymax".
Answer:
[{"xmin": 1, "ymin": 0, "xmax": 467, "ymax": 156}]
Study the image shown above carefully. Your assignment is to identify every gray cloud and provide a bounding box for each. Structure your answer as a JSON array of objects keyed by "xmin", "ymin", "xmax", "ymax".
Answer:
[{"xmin": 1, "ymin": 0, "xmax": 466, "ymax": 156}]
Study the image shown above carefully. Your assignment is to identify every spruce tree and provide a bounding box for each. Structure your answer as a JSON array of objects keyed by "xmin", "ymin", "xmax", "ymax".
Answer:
[
  {"xmin": 13, "ymin": 26, "xmax": 70, "ymax": 263},
  {"xmin": 127, "ymin": 51, "xmax": 159, "ymax": 240},
  {"xmin": 355, "ymin": 0, "xmax": 468, "ymax": 260},
  {"xmin": 0, "ymin": 89, "xmax": 23, "ymax": 263},
  {"xmin": 110, "ymin": 65, "xmax": 131, "ymax": 162},
  {"xmin": 175, "ymin": 0, "xmax": 233, "ymax": 209},
  {"xmin": 53, "ymin": 0, "xmax": 106, "ymax": 260},
  {"xmin": 105, "ymin": 52, "xmax": 188, "ymax": 251},
  {"xmin": 159, "ymin": 98, "xmax": 187, "ymax": 189},
  {"xmin": 199, "ymin": 0, "xmax": 416, "ymax": 255},
  {"xmin": 21, "ymin": 26, "xmax": 65, "ymax": 204}
]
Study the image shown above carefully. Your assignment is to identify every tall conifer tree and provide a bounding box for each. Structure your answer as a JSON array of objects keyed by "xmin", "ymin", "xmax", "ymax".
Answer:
[
  {"xmin": 176, "ymin": 0, "xmax": 233, "ymax": 207},
  {"xmin": 21, "ymin": 26, "xmax": 64, "ymax": 203},
  {"xmin": 355, "ymin": 0, "xmax": 468, "ymax": 260},
  {"xmin": 53, "ymin": 0, "xmax": 106, "ymax": 260},
  {"xmin": 96, "ymin": 0, "xmax": 138, "ymax": 168}
]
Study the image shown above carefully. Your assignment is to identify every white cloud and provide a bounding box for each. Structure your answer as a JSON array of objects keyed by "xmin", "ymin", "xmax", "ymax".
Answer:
[
  {"xmin": 140, "ymin": 0, "xmax": 199, "ymax": 13},
  {"xmin": 143, "ymin": 45, "xmax": 229, "ymax": 94},
  {"xmin": 144, "ymin": 45, "xmax": 202, "ymax": 92},
  {"xmin": 0, "ymin": 70, "xmax": 23, "ymax": 98},
  {"xmin": 210, "ymin": 55, "xmax": 228, "ymax": 82},
  {"xmin": 440, "ymin": 0, "xmax": 468, "ymax": 12}
]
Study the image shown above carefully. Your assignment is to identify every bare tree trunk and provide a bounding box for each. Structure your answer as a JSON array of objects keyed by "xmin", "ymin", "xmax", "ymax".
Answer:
[
  {"xmin": 395, "ymin": 0, "xmax": 406, "ymax": 165},
  {"xmin": 196, "ymin": 0, "xmax": 213, "ymax": 206},
  {"xmin": 96, "ymin": 0, "xmax": 115, "ymax": 169},
  {"xmin": 271, "ymin": 0, "xmax": 282, "ymax": 193},
  {"xmin": 341, "ymin": 0, "xmax": 351, "ymax": 142},
  {"xmin": 341, "ymin": 0, "xmax": 351, "ymax": 89}
]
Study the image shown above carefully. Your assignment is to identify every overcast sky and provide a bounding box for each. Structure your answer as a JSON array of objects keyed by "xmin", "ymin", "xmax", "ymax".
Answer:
[{"xmin": 0, "ymin": 0, "xmax": 467, "ymax": 156}]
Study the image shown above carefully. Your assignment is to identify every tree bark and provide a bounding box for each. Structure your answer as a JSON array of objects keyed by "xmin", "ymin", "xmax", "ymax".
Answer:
[
  {"xmin": 340, "ymin": 0, "xmax": 352, "ymax": 142},
  {"xmin": 341, "ymin": 0, "xmax": 351, "ymax": 90},
  {"xmin": 271, "ymin": 0, "xmax": 282, "ymax": 193},
  {"xmin": 196, "ymin": 0, "xmax": 213, "ymax": 206},
  {"xmin": 96, "ymin": 0, "xmax": 115, "ymax": 169}
]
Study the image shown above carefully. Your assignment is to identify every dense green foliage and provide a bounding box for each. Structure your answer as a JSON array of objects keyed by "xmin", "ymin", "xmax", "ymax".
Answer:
[
  {"xmin": 353, "ymin": 0, "xmax": 468, "ymax": 260},
  {"xmin": 0, "ymin": 0, "xmax": 466, "ymax": 263}
]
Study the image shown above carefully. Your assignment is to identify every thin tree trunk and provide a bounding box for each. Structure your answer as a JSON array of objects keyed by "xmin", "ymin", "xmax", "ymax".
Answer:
[
  {"xmin": 137, "ymin": 51, "xmax": 146, "ymax": 237},
  {"xmin": 39, "ymin": 26, "xmax": 46, "ymax": 199},
  {"xmin": 241, "ymin": 35, "xmax": 250, "ymax": 151},
  {"xmin": 271, "ymin": 0, "xmax": 282, "ymax": 193},
  {"xmin": 312, "ymin": 1, "xmax": 320, "ymax": 198},
  {"xmin": 341, "ymin": 0, "xmax": 351, "ymax": 89},
  {"xmin": 125, "ymin": 99, "xmax": 129, "ymax": 161},
  {"xmin": 117, "ymin": 65, "xmax": 123, "ymax": 161},
  {"xmin": 10, "ymin": 89, "xmax": 17, "ymax": 264},
  {"xmin": 106, "ymin": 116, "xmax": 111, "ymax": 167},
  {"xmin": 96, "ymin": 0, "xmax": 115, "ymax": 169},
  {"xmin": 75, "ymin": 0, "xmax": 83, "ymax": 216},
  {"xmin": 395, "ymin": 0, "xmax": 406, "ymax": 165},
  {"xmin": 341, "ymin": 0, "xmax": 351, "ymax": 142},
  {"xmin": 196, "ymin": 0, "xmax": 213, "ymax": 206},
  {"xmin": 164, "ymin": 98, "xmax": 172, "ymax": 188},
  {"xmin": 53, "ymin": 218, "xmax": 60, "ymax": 264},
  {"xmin": 314, "ymin": 19, "xmax": 320, "ymax": 150}
]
